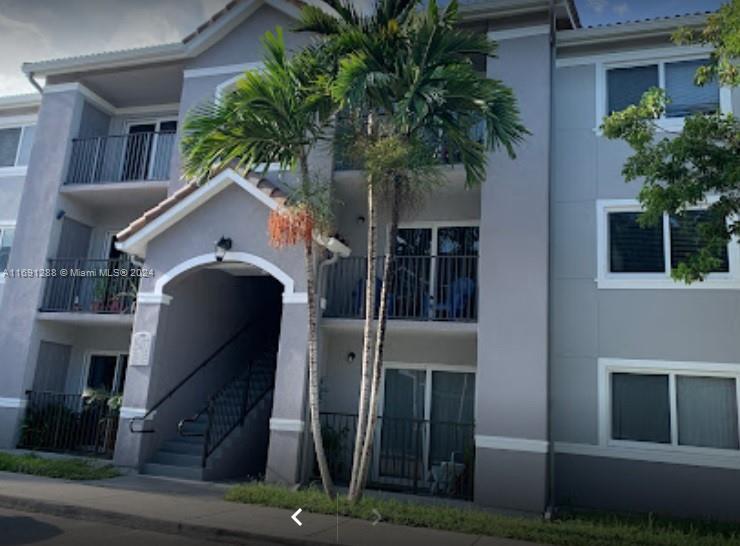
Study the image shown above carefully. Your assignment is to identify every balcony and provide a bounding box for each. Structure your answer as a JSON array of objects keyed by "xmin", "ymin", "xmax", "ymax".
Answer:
[
  {"xmin": 65, "ymin": 131, "xmax": 175, "ymax": 186},
  {"xmin": 40, "ymin": 258, "xmax": 138, "ymax": 318},
  {"xmin": 323, "ymin": 255, "xmax": 478, "ymax": 322},
  {"xmin": 320, "ymin": 412, "xmax": 474, "ymax": 500}
]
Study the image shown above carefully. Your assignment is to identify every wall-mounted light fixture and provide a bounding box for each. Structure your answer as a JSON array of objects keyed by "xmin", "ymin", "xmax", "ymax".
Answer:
[
  {"xmin": 56, "ymin": 210, "xmax": 66, "ymax": 220},
  {"xmin": 346, "ymin": 352, "xmax": 356, "ymax": 363},
  {"xmin": 214, "ymin": 236, "xmax": 232, "ymax": 262}
]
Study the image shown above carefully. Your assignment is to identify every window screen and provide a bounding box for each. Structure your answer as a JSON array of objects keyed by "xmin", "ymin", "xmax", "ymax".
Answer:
[
  {"xmin": 0, "ymin": 227, "xmax": 14, "ymax": 270},
  {"xmin": 607, "ymin": 65, "xmax": 659, "ymax": 113},
  {"xmin": 670, "ymin": 211, "xmax": 729, "ymax": 272},
  {"xmin": 665, "ymin": 60, "xmax": 719, "ymax": 118},
  {"xmin": 0, "ymin": 127, "xmax": 21, "ymax": 167},
  {"xmin": 677, "ymin": 376, "xmax": 739, "ymax": 449},
  {"xmin": 16, "ymin": 125, "xmax": 35, "ymax": 166},
  {"xmin": 612, "ymin": 373, "xmax": 671, "ymax": 443},
  {"xmin": 609, "ymin": 212, "xmax": 665, "ymax": 273}
]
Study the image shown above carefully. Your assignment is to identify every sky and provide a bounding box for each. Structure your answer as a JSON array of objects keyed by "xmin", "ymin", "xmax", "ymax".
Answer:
[{"xmin": 0, "ymin": 0, "xmax": 727, "ymax": 96}]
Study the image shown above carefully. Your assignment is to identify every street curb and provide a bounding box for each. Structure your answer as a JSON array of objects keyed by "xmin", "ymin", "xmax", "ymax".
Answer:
[{"xmin": 0, "ymin": 494, "xmax": 337, "ymax": 546}]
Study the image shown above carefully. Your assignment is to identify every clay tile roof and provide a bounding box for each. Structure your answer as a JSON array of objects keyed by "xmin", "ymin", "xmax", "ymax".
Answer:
[{"xmin": 115, "ymin": 166, "xmax": 288, "ymax": 243}]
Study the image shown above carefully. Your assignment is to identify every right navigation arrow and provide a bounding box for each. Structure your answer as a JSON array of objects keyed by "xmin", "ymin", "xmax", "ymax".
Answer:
[{"xmin": 372, "ymin": 509, "xmax": 382, "ymax": 526}]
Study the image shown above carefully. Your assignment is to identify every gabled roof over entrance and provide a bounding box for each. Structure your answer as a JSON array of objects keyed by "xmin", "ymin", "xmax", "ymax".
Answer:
[{"xmin": 115, "ymin": 169, "xmax": 287, "ymax": 258}]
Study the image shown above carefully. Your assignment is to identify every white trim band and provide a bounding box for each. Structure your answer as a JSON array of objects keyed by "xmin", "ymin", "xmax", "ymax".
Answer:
[
  {"xmin": 137, "ymin": 292, "xmax": 173, "ymax": 305},
  {"xmin": 184, "ymin": 62, "xmax": 264, "ymax": 79},
  {"xmin": 475, "ymin": 435, "xmax": 549, "ymax": 454},
  {"xmin": 283, "ymin": 292, "xmax": 308, "ymax": 304},
  {"xmin": 555, "ymin": 442, "xmax": 740, "ymax": 471},
  {"xmin": 0, "ymin": 397, "xmax": 26, "ymax": 409},
  {"xmin": 488, "ymin": 25, "xmax": 549, "ymax": 41},
  {"xmin": 120, "ymin": 406, "xmax": 147, "ymax": 419},
  {"xmin": 270, "ymin": 418, "xmax": 305, "ymax": 432}
]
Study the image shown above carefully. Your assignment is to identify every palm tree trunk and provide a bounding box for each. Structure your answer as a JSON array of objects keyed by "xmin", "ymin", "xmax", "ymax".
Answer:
[
  {"xmin": 355, "ymin": 184, "xmax": 400, "ymax": 498},
  {"xmin": 348, "ymin": 175, "xmax": 377, "ymax": 500},
  {"xmin": 305, "ymin": 239, "xmax": 335, "ymax": 498},
  {"xmin": 299, "ymin": 154, "xmax": 334, "ymax": 498}
]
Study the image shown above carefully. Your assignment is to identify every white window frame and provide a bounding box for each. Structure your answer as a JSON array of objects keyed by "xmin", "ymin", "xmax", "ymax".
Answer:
[
  {"xmin": 0, "ymin": 115, "xmax": 37, "ymax": 176},
  {"xmin": 596, "ymin": 199, "xmax": 740, "ymax": 289},
  {"xmin": 0, "ymin": 222, "xmax": 16, "ymax": 282},
  {"xmin": 81, "ymin": 350, "xmax": 129, "ymax": 395},
  {"xmin": 598, "ymin": 358, "xmax": 740, "ymax": 467},
  {"xmin": 374, "ymin": 362, "xmax": 476, "ymax": 485},
  {"xmin": 595, "ymin": 51, "xmax": 733, "ymax": 134}
]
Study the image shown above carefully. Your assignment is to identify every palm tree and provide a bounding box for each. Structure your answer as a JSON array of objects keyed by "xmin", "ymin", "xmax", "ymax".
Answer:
[
  {"xmin": 180, "ymin": 28, "xmax": 337, "ymax": 497},
  {"xmin": 301, "ymin": 0, "xmax": 527, "ymax": 501},
  {"xmin": 296, "ymin": 0, "xmax": 419, "ymax": 499}
]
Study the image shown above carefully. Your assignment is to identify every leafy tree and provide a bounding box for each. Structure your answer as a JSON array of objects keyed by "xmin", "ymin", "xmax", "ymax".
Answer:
[
  {"xmin": 180, "ymin": 29, "xmax": 337, "ymax": 497},
  {"xmin": 602, "ymin": 0, "xmax": 740, "ymax": 282},
  {"xmin": 300, "ymin": 0, "xmax": 526, "ymax": 501}
]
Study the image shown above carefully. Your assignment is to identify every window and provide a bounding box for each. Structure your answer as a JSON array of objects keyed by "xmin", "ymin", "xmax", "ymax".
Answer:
[
  {"xmin": 0, "ymin": 124, "xmax": 35, "ymax": 169},
  {"xmin": 598, "ymin": 200, "xmax": 736, "ymax": 288},
  {"xmin": 604, "ymin": 57, "xmax": 721, "ymax": 126},
  {"xmin": 85, "ymin": 353, "xmax": 128, "ymax": 394},
  {"xmin": 0, "ymin": 225, "xmax": 15, "ymax": 271},
  {"xmin": 604, "ymin": 360, "xmax": 740, "ymax": 453}
]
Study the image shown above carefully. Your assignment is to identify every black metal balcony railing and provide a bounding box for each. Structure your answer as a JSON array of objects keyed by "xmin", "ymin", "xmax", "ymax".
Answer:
[
  {"xmin": 320, "ymin": 412, "xmax": 475, "ymax": 500},
  {"xmin": 65, "ymin": 131, "xmax": 176, "ymax": 185},
  {"xmin": 40, "ymin": 258, "xmax": 138, "ymax": 314},
  {"xmin": 324, "ymin": 255, "xmax": 478, "ymax": 322},
  {"xmin": 18, "ymin": 391, "xmax": 119, "ymax": 458}
]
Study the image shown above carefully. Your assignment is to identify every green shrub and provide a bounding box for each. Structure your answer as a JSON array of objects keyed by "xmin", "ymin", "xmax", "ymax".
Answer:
[{"xmin": 0, "ymin": 452, "xmax": 119, "ymax": 480}]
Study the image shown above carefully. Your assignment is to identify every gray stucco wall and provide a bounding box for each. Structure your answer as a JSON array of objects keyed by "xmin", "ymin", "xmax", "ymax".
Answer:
[
  {"xmin": 551, "ymin": 46, "xmax": 740, "ymax": 519},
  {"xmin": 475, "ymin": 33, "xmax": 551, "ymax": 512}
]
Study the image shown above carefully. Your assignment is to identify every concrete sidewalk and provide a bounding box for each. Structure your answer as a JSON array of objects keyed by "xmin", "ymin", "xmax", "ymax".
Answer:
[{"xmin": 0, "ymin": 472, "xmax": 538, "ymax": 546}]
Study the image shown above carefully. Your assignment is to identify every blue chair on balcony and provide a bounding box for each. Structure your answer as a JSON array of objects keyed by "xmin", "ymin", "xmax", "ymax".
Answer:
[{"xmin": 435, "ymin": 277, "xmax": 476, "ymax": 320}]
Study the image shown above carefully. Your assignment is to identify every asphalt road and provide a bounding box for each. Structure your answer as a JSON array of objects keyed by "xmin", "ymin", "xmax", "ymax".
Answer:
[{"xmin": 0, "ymin": 507, "xmax": 283, "ymax": 546}]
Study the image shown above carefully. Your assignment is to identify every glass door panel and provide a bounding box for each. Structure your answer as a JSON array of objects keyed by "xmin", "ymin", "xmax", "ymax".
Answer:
[
  {"xmin": 393, "ymin": 228, "xmax": 432, "ymax": 319},
  {"xmin": 435, "ymin": 227, "xmax": 478, "ymax": 320},
  {"xmin": 122, "ymin": 123, "xmax": 155, "ymax": 181},
  {"xmin": 379, "ymin": 369, "xmax": 426, "ymax": 479}
]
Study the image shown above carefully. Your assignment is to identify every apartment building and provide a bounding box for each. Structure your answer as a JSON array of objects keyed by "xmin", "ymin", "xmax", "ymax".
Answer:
[
  {"xmin": 0, "ymin": 94, "xmax": 39, "ymax": 304},
  {"xmin": 0, "ymin": 0, "xmax": 738, "ymax": 521}
]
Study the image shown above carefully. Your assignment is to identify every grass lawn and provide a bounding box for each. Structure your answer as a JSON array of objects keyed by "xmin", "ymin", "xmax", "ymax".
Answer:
[
  {"xmin": 225, "ymin": 483, "xmax": 740, "ymax": 546},
  {"xmin": 0, "ymin": 452, "xmax": 120, "ymax": 480}
]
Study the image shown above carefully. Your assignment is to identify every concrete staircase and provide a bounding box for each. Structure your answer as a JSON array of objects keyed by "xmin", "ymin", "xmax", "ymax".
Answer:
[{"xmin": 142, "ymin": 359, "xmax": 275, "ymax": 481}]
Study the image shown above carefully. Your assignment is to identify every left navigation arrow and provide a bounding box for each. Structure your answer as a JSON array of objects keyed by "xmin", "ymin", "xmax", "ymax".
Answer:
[{"xmin": 291, "ymin": 508, "xmax": 303, "ymax": 527}]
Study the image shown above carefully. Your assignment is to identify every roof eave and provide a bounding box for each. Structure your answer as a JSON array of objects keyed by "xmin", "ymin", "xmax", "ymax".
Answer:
[
  {"xmin": 0, "ymin": 93, "xmax": 41, "ymax": 110},
  {"xmin": 558, "ymin": 13, "xmax": 709, "ymax": 46}
]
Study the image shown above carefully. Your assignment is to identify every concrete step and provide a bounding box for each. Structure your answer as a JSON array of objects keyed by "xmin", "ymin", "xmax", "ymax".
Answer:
[
  {"xmin": 160, "ymin": 440, "xmax": 202, "ymax": 455},
  {"xmin": 142, "ymin": 462, "xmax": 203, "ymax": 481},
  {"xmin": 153, "ymin": 451, "xmax": 201, "ymax": 467}
]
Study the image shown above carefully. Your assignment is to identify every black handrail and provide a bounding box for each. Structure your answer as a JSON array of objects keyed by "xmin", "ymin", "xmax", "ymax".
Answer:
[
  {"xmin": 129, "ymin": 320, "xmax": 254, "ymax": 434},
  {"xmin": 177, "ymin": 357, "xmax": 275, "ymax": 468}
]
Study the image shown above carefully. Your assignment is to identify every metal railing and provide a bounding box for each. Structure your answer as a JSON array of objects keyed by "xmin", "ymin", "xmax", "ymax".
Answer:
[
  {"xmin": 129, "ymin": 320, "xmax": 258, "ymax": 434},
  {"xmin": 178, "ymin": 354, "xmax": 276, "ymax": 467},
  {"xmin": 320, "ymin": 412, "xmax": 475, "ymax": 500},
  {"xmin": 323, "ymin": 255, "xmax": 478, "ymax": 322},
  {"xmin": 65, "ymin": 131, "xmax": 176, "ymax": 185},
  {"xmin": 18, "ymin": 391, "xmax": 119, "ymax": 457},
  {"xmin": 40, "ymin": 258, "xmax": 138, "ymax": 314}
]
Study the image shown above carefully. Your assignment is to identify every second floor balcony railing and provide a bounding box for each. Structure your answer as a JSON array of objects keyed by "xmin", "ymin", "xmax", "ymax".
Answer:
[
  {"xmin": 40, "ymin": 258, "xmax": 138, "ymax": 314},
  {"xmin": 324, "ymin": 255, "xmax": 478, "ymax": 322},
  {"xmin": 65, "ymin": 131, "xmax": 176, "ymax": 185}
]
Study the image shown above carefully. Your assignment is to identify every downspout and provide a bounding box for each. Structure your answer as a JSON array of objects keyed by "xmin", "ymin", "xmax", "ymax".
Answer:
[
  {"xmin": 27, "ymin": 71, "xmax": 43, "ymax": 94},
  {"xmin": 545, "ymin": 0, "xmax": 557, "ymax": 521}
]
